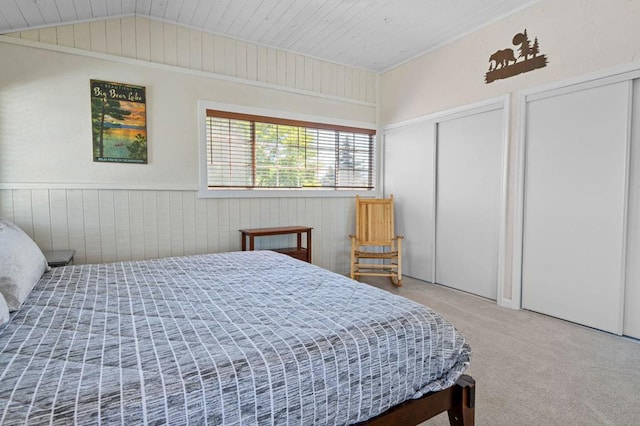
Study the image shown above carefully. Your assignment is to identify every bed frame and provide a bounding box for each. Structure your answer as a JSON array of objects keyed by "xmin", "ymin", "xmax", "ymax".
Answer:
[{"xmin": 360, "ymin": 374, "xmax": 475, "ymax": 426}]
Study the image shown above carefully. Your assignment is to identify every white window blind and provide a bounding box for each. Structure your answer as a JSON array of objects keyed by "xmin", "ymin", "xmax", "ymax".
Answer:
[{"xmin": 205, "ymin": 110, "xmax": 375, "ymax": 190}]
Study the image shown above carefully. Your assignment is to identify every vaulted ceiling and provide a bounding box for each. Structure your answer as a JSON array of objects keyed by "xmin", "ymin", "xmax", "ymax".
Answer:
[{"xmin": 0, "ymin": 0, "xmax": 540, "ymax": 72}]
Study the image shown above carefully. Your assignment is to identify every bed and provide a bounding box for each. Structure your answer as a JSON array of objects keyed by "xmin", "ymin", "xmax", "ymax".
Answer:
[{"xmin": 0, "ymin": 218, "xmax": 473, "ymax": 425}]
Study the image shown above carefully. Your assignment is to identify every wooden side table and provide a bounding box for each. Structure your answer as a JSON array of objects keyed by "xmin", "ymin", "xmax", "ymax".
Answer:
[
  {"xmin": 240, "ymin": 226, "xmax": 313, "ymax": 263},
  {"xmin": 43, "ymin": 249, "xmax": 76, "ymax": 267}
]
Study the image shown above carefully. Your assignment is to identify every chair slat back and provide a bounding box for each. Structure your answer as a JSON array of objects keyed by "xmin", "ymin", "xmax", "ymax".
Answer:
[{"xmin": 355, "ymin": 195, "xmax": 395, "ymax": 246}]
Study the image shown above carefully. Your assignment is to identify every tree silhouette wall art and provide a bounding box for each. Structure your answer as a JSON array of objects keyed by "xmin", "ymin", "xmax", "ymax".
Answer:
[
  {"xmin": 485, "ymin": 29, "xmax": 548, "ymax": 83},
  {"xmin": 91, "ymin": 80, "xmax": 147, "ymax": 163}
]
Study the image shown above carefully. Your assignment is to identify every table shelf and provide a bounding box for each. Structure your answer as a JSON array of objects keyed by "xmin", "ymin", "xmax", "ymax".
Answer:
[
  {"xmin": 239, "ymin": 226, "xmax": 313, "ymax": 263},
  {"xmin": 43, "ymin": 249, "xmax": 76, "ymax": 267}
]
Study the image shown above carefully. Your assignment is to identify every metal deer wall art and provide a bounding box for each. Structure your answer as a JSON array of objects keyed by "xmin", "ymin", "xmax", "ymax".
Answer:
[{"xmin": 485, "ymin": 29, "xmax": 548, "ymax": 83}]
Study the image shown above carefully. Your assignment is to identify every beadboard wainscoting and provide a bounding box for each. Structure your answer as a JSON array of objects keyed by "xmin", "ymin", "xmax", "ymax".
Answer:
[
  {"xmin": 7, "ymin": 16, "xmax": 376, "ymax": 104},
  {"xmin": 0, "ymin": 189, "xmax": 355, "ymax": 275}
]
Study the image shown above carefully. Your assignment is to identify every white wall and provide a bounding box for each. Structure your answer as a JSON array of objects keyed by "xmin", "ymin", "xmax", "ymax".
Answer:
[
  {"xmin": 380, "ymin": 0, "xmax": 640, "ymax": 303},
  {"xmin": 0, "ymin": 189, "xmax": 354, "ymax": 274},
  {"xmin": 0, "ymin": 40, "xmax": 374, "ymax": 187},
  {"xmin": 0, "ymin": 17, "xmax": 376, "ymax": 274},
  {"xmin": 380, "ymin": 0, "xmax": 640, "ymax": 124}
]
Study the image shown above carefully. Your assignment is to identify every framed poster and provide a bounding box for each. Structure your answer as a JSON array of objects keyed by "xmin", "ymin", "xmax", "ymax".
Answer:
[{"xmin": 91, "ymin": 80, "xmax": 147, "ymax": 163}]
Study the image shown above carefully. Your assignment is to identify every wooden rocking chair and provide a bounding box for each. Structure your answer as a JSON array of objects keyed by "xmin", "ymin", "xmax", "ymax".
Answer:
[{"xmin": 350, "ymin": 195, "xmax": 404, "ymax": 287}]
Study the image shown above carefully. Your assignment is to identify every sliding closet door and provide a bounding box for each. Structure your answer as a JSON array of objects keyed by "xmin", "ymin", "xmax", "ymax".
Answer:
[
  {"xmin": 435, "ymin": 107, "xmax": 503, "ymax": 300},
  {"xmin": 624, "ymin": 79, "xmax": 640, "ymax": 339},
  {"xmin": 522, "ymin": 81, "xmax": 629, "ymax": 334},
  {"xmin": 384, "ymin": 121, "xmax": 435, "ymax": 281}
]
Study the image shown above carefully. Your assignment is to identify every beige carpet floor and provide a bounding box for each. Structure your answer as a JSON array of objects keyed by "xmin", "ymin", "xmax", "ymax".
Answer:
[{"xmin": 362, "ymin": 276, "xmax": 640, "ymax": 426}]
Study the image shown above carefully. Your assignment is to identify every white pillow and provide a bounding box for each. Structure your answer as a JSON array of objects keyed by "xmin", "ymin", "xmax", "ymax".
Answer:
[
  {"xmin": 0, "ymin": 291, "xmax": 9, "ymax": 327},
  {"xmin": 0, "ymin": 218, "xmax": 49, "ymax": 311}
]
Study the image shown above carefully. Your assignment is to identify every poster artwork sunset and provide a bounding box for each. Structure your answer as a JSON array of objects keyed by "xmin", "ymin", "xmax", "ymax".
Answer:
[{"xmin": 91, "ymin": 80, "xmax": 147, "ymax": 164}]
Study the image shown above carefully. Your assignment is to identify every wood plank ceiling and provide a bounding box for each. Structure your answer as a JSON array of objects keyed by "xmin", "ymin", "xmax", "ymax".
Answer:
[{"xmin": 0, "ymin": 0, "xmax": 540, "ymax": 72}]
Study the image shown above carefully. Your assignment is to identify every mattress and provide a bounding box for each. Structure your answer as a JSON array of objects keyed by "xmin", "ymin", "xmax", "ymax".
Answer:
[{"xmin": 0, "ymin": 250, "xmax": 470, "ymax": 425}]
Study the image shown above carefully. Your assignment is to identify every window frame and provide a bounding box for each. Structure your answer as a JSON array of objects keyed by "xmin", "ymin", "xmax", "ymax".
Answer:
[{"xmin": 198, "ymin": 101, "xmax": 380, "ymax": 198}]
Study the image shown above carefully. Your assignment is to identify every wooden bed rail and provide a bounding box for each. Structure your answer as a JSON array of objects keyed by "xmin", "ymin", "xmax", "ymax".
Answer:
[{"xmin": 359, "ymin": 374, "xmax": 475, "ymax": 426}]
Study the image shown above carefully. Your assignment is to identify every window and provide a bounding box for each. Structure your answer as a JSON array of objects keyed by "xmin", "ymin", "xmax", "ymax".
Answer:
[{"xmin": 204, "ymin": 109, "xmax": 376, "ymax": 192}]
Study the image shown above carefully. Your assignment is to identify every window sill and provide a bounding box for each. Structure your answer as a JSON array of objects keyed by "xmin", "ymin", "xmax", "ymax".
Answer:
[{"xmin": 197, "ymin": 188, "xmax": 379, "ymax": 198}]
